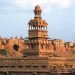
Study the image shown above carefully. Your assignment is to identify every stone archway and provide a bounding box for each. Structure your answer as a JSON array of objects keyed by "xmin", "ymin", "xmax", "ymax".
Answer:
[{"xmin": 49, "ymin": 65, "xmax": 58, "ymax": 75}]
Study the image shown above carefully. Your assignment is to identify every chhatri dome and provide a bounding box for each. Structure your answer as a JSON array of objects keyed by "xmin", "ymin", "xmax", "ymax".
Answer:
[{"xmin": 28, "ymin": 5, "xmax": 48, "ymax": 29}]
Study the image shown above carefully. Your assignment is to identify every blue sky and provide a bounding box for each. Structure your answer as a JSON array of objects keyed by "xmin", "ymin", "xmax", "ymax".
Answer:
[{"xmin": 0, "ymin": 0, "xmax": 75, "ymax": 41}]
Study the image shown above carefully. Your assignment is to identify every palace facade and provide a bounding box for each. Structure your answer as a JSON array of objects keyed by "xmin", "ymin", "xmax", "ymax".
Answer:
[{"xmin": 0, "ymin": 5, "xmax": 75, "ymax": 75}]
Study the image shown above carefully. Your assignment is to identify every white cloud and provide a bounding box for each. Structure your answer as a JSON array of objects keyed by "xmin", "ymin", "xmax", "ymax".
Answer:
[
  {"xmin": 14, "ymin": 0, "xmax": 71, "ymax": 7},
  {"xmin": 13, "ymin": 0, "xmax": 33, "ymax": 9},
  {"xmin": 12, "ymin": 0, "xmax": 73, "ymax": 13},
  {"xmin": 49, "ymin": 0, "xmax": 70, "ymax": 8},
  {"xmin": 58, "ymin": 0, "xmax": 70, "ymax": 8}
]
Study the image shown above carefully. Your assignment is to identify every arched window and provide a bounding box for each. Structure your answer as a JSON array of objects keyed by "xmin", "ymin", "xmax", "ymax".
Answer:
[
  {"xmin": 13, "ymin": 44, "xmax": 19, "ymax": 51},
  {"xmin": 41, "ymin": 44, "xmax": 43, "ymax": 49},
  {"xmin": 31, "ymin": 44, "xmax": 34, "ymax": 49}
]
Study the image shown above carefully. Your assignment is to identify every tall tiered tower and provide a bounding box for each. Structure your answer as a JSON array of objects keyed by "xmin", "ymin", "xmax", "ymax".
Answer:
[{"xmin": 25, "ymin": 5, "xmax": 53, "ymax": 57}]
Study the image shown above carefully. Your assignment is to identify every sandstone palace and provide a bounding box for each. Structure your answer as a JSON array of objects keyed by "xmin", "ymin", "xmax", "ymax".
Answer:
[{"xmin": 0, "ymin": 5, "xmax": 75, "ymax": 75}]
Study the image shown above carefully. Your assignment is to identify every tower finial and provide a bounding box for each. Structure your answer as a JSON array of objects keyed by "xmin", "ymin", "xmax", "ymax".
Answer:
[{"xmin": 34, "ymin": 5, "xmax": 42, "ymax": 17}]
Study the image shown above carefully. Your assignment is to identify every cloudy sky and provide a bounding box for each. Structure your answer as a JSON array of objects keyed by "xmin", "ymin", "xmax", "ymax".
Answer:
[{"xmin": 0, "ymin": 0, "xmax": 75, "ymax": 41}]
